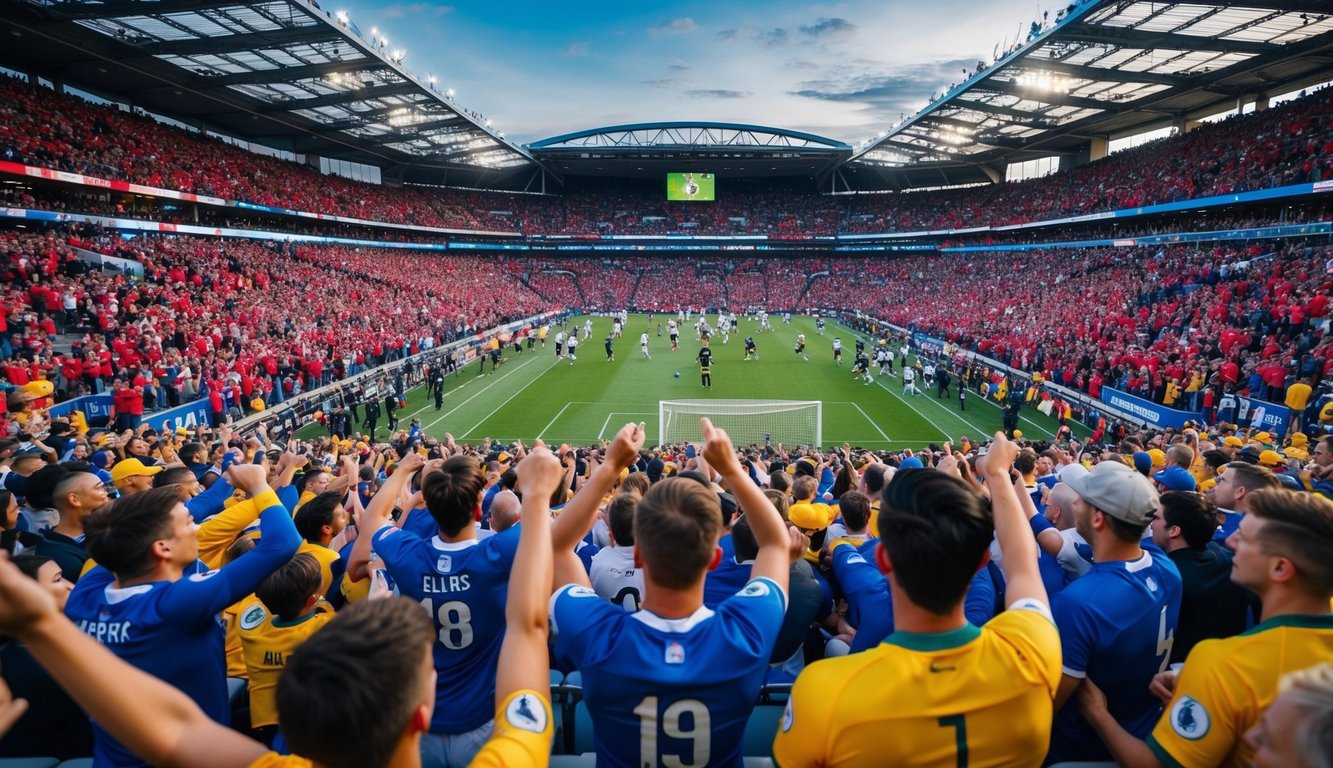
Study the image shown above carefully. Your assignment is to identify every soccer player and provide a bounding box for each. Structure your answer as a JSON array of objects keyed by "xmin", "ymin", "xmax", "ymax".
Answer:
[
  {"xmin": 760, "ymin": 313, "xmax": 772, "ymax": 332},
  {"xmin": 550, "ymin": 419, "xmax": 794, "ymax": 768},
  {"xmin": 238, "ymin": 552, "xmax": 334, "ymax": 744},
  {"xmin": 640, "ymin": 331, "xmax": 651, "ymax": 359},
  {"xmin": 584, "ymin": 318, "xmax": 593, "ymax": 339},
  {"xmin": 65, "ymin": 463, "xmax": 300, "ymax": 767},
  {"xmin": 775, "ymin": 433, "xmax": 1060, "ymax": 766},
  {"xmin": 1076, "ymin": 489, "xmax": 1333, "ymax": 768},
  {"xmin": 0, "ymin": 444, "xmax": 569, "ymax": 768},
  {"xmin": 832, "ymin": 337, "xmax": 843, "ymax": 365},
  {"xmin": 604, "ymin": 334, "xmax": 615, "ymax": 362},
  {"xmin": 816, "ymin": 317, "xmax": 825, "ymax": 335},
  {"xmin": 566, "ymin": 332, "xmax": 579, "ymax": 364},
  {"xmin": 744, "ymin": 335, "xmax": 757, "ymax": 361},
  {"xmin": 554, "ymin": 330, "xmax": 565, "ymax": 359},
  {"xmin": 795, "ymin": 333, "xmax": 808, "ymax": 361},
  {"xmin": 349, "ymin": 449, "xmax": 522, "ymax": 768},
  {"xmin": 697, "ymin": 344, "xmax": 713, "ymax": 388},
  {"xmin": 853, "ymin": 350, "xmax": 874, "ymax": 385},
  {"xmin": 1045, "ymin": 460, "xmax": 1183, "ymax": 765},
  {"xmin": 668, "ymin": 319, "xmax": 679, "ymax": 351},
  {"xmin": 902, "ymin": 365, "xmax": 919, "ymax": 396}
]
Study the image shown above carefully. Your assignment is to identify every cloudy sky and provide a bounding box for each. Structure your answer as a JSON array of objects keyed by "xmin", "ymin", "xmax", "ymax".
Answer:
[{"xmin": 335, "ymin": 0, "xmax": 1049, "ymax": 145}]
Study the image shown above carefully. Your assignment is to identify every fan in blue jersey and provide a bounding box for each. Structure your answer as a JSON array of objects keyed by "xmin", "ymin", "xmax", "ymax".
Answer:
[
  {"xmin": 549, "ymin": 419, "xmax": 796, "ymax": 768},
  {"xmin": 64, "ymin": 463, "xmax": 301, "ymax": 768},
  {"xmin": 0, "ymin": 445, "xmax": 570, "ymax": 768},
  {"xmin": 348, "ymin": 448, "xmax": 522, "ymax": 768},
  {"xmin": 1048, "ymin": 460, "xmax": 1183, "ymax": 764}
]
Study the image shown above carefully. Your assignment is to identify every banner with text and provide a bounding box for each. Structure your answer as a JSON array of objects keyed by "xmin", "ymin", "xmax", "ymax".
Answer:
[{"xmin": 1101, "ymin": 387, "xmax": 1203, "ymax": 429}]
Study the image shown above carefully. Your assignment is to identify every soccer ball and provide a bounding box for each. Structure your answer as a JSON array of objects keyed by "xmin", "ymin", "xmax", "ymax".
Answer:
[{"xmin": 674, "ymin": 371, "xmax": 681, "ymax": 378}]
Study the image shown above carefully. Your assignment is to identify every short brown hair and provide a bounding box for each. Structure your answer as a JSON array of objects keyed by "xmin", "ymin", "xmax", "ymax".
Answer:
[
  {"xmin": 1247, "ymin": 490, "xmax": 1333, "ymax": 596},
  {"xmin": 633, "ymin": 478, "xmax": 724, "ymax": 589},
  {"xmin": 791, "ymin": 475, "xmax": 817, "ymax": 502},
  {"xmin": 420, "ymin": 455, "xmax": 486, "ymax": 537},
  {"xmin": 84, "ymin": 485, "xmax": 189, "ymax": 581},
  {"xmin": 1224, "ymin": 462, "xmax": 1281, "ymax": 494},
  {"xmin": 256, "ymin": 553, "xmax": 323, "ymax": 619},
  {"xmin": 606, "ymin": 492, "xmax": 639, "ymax": 547},
  {"xmin": 278, "ymin": 598, "xmax": 433, "ymax": 768}
]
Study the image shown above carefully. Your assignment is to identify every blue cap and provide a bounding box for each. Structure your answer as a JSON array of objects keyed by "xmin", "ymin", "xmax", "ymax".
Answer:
[
  {"xmin": 898, "ymin": 456, "xmax": 923, "ymax": 470},
  {"xmin": 1132, "ymin": 451, "xmax": 1153, "ymax": 473},
  {"xmin": 1153, "ymin": 465, "xmax": 1197, "ymax": 492}
]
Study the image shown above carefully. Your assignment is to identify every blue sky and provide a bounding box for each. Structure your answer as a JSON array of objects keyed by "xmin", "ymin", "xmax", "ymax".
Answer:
[{"xmin": 335, "ymin": 0, "xmax": 1049, "ymax": 145}]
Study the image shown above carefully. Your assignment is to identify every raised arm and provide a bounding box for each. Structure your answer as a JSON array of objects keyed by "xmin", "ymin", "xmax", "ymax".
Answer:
[
  {"xmin": 551, "ymin": 424, "xmax": 644, "ymax": 589},
  {"xmin": 348, "ymin": 451, "xmax": 424, "ymax": 579},
  {"xmin": 702, "ymin": 418, "xmax": 793, "ymax": 595},
  {"xmin": 978, "ymin": 432, "xmax": 1048, "ymax": 609},
  {"xmin": 495, "ymin": 446, "xmax": 562, "ymax": 705},
  {"xmin": 0, "ymin": 554, "xmax": 267, "ymax": 768}
]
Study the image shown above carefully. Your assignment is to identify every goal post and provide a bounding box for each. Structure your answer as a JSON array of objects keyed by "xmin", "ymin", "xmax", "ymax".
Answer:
[{"xmin": 658, "ymin": 399, "xmax": 822, "ymax": 448}]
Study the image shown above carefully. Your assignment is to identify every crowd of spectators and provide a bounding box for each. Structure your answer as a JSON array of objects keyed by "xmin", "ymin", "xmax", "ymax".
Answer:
[
  {"xmin": 4, "ymin": 74, "xmax": 1332, "ymax": 239},
  {"xmin": 0, "ymin": 226, "xmax": 550, "ymax": 423}
]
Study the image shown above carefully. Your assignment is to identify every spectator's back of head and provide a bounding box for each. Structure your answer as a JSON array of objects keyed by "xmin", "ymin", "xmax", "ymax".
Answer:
[
  {"xmin": 768, "ymin": 470, "xmax": 791, "ymax": 495},
  {"xmin": 607, "ymin": 492, "xmax": 638, "ymax": 547},
  {"xmin": 633, "ymin": 478, "xmax": 724, "ymax": 590},
  {"xmin": 877, "ymin": 470, "xmax": 992, "ymax": 616},
  {"xmin": 837, "ymin": 490, "xmax": 871, "ymax": 534},
  {"xmin": 1245, "ymin": 490, "xmax": 1333, "ymax": 598},
  {"xmin": 792, "ymin": 475, "xmax": 817, "ymax": 503},
  {"xmin": 257, "ymin": 552, "xmax": 322, "ymax": 620},
  {"xmin": 421, "ymin": 455, "xmax": 486, "ymax": 537},
  {"xmin": 277, "ymin": 597, "xmax": 434, "ymax": 768},
  {"xmin": 294, "ymin": 491, "xmax": 346, "ymax": 544},
  {"xmin": 730, "ymin": 515, "xmax": 758, "ymax": 562},
  {"xmin": 23, "ymin": 464, "xmax": 71, "ymax": 510},
  {"xmin": 489, "ymin": 490, "xmax": 520, "ymax": 533},
  {"xmin": 1158, "ymin": 491, "xmax": 1220, "ymax": 550}
]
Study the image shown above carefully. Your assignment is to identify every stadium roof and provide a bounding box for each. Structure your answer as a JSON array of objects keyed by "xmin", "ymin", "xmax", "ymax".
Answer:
[
  {"xmin": 1, "ymin": 0, "xmax": 539, "ymax": 188},
  {"xmin": 843, "ymin": 0, "xmax": 1333, "ymax": 190},
  {"xmin": 528, "ymin": 123, "xmax": 853, "ymax": 179}
]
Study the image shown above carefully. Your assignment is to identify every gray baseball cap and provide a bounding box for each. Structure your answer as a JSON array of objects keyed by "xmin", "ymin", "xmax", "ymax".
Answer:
[{"xmin": 1065, "ymin": 460, "xmax": 1160, "ymax": 526}]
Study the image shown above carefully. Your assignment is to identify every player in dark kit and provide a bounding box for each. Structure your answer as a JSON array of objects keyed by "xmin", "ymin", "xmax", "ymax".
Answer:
[
  {"xmin": 697, "ymin": 345, "xmax": 713, "ymax": 388},
  {"xmin": 604, "ymin": 334, "xmax": 615, "ymax": 362},
  {"xmin": 744, "ymin": 336, "xmax": 758, "ymax": 361}
]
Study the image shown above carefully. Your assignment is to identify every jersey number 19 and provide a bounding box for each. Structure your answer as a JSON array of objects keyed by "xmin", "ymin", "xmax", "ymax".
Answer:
[{"xmin": 634, "ymin": 695, "xmax": 710, "ymax": 768}]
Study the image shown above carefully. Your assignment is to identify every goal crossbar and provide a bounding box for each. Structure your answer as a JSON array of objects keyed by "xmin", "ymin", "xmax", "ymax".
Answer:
[{"xmin": 658, "ymin": 399, "xmax": 822, "ymax": 448}]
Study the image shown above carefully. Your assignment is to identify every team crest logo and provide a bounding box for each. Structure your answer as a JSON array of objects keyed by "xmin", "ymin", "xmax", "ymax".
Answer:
[
  {"xmin": 504, "ymin": 693, "xmax": 547, "ymax": 734},
  {"xmin": 188, "ymin": 569, "xmax": 220, "ymax": 582},
  {"xmin": 239, "ymin": 604, "xmax": 268, "ymax": 630},
  {"xmin": 436, "ymin": 555, "xmax": 453, "ymax": 574},
  {"xmin": 1146, "ymin": 576, "xmax": 1158, "ymax": 593},
  {"xmin": 781, "ymin": 699, "xmax": 794, "ymax": 733},
  {"xmin": 1169, "ymin": 696, "xmax": 1211, "ymax": 740},
  {"xmin": 567, "ymin": 586, "xmax": 598, "ymax": 599},
  {"xmin": 741, "ymin": 581, "xmax": 770, "ymax": 598},
  {"xmin": 665, "ymin": 641, "xmax": 686, "ymax": 665}
]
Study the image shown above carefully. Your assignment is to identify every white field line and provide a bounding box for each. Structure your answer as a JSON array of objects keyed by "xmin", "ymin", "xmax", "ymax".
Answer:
[
  {"xmin": 457, "ymin": 356, "xmax": 563, "ymax": 438},
  {"xmin": 421, "ymin": 355, "xmax": 548, "ymax": 432}
]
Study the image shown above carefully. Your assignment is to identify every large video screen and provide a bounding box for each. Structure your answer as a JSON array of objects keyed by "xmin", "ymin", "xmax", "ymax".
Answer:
[{"xmin": 666, "ymin": 172, "xmax": 715, "ymax": 202}]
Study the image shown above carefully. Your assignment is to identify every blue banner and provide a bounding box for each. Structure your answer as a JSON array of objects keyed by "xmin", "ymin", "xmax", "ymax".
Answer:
[
  {"xmin": 140, "ymin": 400, "xmax": 214, "ymax": 435},
  {"xmin": 1101, "ymin": 386, "xmax": 1204, "ymax": 429},
  {"xmin": 47, "ymin": 395, "xmax": 114, "ymax": 425},
  {"xmin": 1227, "ymin": 394, "xmax": 1292, "ymax": 435}
]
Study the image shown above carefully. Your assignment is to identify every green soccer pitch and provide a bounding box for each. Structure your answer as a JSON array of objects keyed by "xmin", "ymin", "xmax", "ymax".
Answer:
[{"xmin": 297, "ymin": 315, "xmax": 1087, "ymax": 449}]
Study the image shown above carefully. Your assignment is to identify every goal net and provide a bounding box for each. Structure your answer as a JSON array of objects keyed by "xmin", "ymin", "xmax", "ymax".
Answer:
[{"xmin": 658, "ymin": 399, "xmax": 822, "ymax": 448}]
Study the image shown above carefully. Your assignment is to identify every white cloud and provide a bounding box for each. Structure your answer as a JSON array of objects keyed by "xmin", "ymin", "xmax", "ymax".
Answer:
[{"xmin": 648, "ymin": 17, "xmax": 699, "ymax": 37}]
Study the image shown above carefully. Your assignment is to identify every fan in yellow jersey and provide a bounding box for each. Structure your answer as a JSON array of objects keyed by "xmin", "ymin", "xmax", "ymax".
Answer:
[
  {"xmin": 775, "ymin": 434, "xmax": 1061, "ymax": 767},
  {"xmin": 239, "ymin": 553, "xmax": 335, "ymax": 743},
  {"xmin": 1076, "ymin": 489, "xmax": 1333, "ymax": 768},
  {"xmin": 0, "ymin": 444, "xmax": 574, "ymax": 768}
]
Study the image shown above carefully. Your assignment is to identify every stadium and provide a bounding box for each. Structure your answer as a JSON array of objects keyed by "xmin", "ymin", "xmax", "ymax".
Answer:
[{"xmin": 0, "ymin": 0, "xmax": 1332, "ymax": 766}]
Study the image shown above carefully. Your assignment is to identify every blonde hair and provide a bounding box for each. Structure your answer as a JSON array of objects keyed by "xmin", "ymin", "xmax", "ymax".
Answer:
[{"xmin": 1280, "ymin": 663, "xmax": 1333, "ymax": 768}]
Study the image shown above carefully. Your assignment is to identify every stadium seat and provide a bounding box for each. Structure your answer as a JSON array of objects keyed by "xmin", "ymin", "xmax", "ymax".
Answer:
[
  {"xmin": 758, "ymin": 682, "xmax": 791, "ymax": 704},
  {"xmin": 0, "ymin": 759, "xmax": 59, "ymax": 768},
  {"xmin": 55, "ymin": 761, "xmax": 94, "ymax": 768},
  {"xmin": 742, "ymin": 705, "xmax": 784, "ymax": 758},
  {"xmin": 549, "ymin": 668, "xmax": 565, "ymax": 687},
  {"xmin": 572, "ymin": 700, "xmax": 597, "ymax": 755}
]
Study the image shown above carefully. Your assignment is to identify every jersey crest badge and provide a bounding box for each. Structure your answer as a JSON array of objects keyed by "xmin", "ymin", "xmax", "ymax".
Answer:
[
  {"xmin": 436, "ymin": 555, "xmax": 453, "ymax": 574},
  {"xmin": 1169, "ymin": 695, "xmax": 1211, "ymax": 740},
  {"xmin": 781, "ymin": 699, "xmax": 794, "ymax": 733},
  {"xmin": 504, "ymin": 693, "xmax": 548, "ymax": 734},
  {"xmin": 240, "ymin": 604, "xmax": 268, "ymax": 631},
  {"xmin": 665, "ymin": 641, "xmax": 686, "ymax": 665},
  {"xmin": 740, "ymin": 580, "xmax": 771, "ymax": 598}
]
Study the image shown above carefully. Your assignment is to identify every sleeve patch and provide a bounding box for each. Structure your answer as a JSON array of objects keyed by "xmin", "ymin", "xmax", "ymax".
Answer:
[
  {"xmin": 504, "ymin": 692, "xmax": 549, "ymax": 734},
  {"xmin": 781, "ymin": 698, "xmax": 794, "ymax": 733},
  {"xmin": 1009, "ymin": 597, "xmax": 1055, "ymax": 624},
  {"xmin": 1168, "ymin": 695, "xmax": 1212, "ymax": 741},
  {"xmin": 187, "ymin": 569, "xmax": 220, "ymax": 582},
  {"xmin": 239, "ymin": 603, "xmax": 267, "ymax": 630},
  {"xmin": 739, "ymin": 580, "xmax": 771, "ymax": 598}
]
